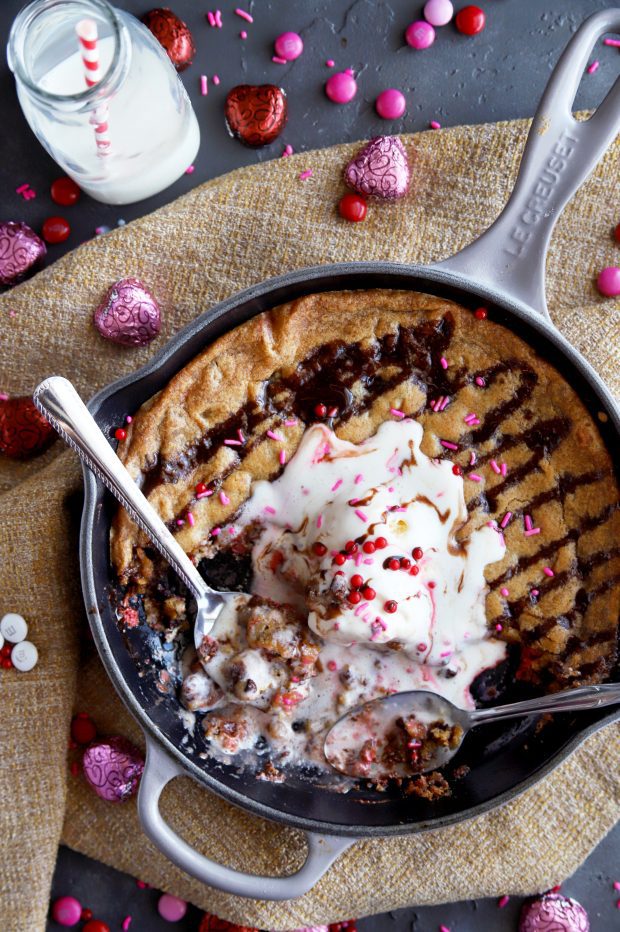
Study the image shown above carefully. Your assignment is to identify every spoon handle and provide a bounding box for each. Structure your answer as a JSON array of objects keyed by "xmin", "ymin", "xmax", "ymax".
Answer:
[
  {"xmin": 33, "ymin": 376, "xmax": 211, "ymax": 603},
  {"xmin": 468, "ymin": 682, "xmax": 620, "ymax": 725}
]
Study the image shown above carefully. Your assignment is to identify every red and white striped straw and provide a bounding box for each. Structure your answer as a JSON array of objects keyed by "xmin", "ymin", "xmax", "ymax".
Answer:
[{"xmin": 76, "ymin": 18, "xmax": 111, "ymax": 154}]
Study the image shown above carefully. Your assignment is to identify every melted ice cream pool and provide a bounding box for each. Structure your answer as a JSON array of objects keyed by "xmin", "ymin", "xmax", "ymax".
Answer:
[{"xmin": 195, "ymin": 420, "xmax": 506, "ymax": 771}]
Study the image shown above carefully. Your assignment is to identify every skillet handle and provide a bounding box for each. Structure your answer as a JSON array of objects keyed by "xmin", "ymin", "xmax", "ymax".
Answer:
[
  {"xmin": 435, "ymin": 9, "xmax": 620, "ymax": 318},
  {"xmin": 137, "ymin": 737, "xmax": 356, "ymax": 900}
]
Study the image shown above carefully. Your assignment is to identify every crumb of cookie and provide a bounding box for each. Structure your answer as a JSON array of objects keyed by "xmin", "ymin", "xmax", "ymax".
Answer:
[
  {"xmin": 203, "ymin": 706, "xmax": 250, "ymax": 753},
  {"xmin": 404, "ymin": 771, "xmax": 451, "ymax": 799},
  {"xmin": 256, "ymin": 761, "xmax": 285, "ymax": 782}
]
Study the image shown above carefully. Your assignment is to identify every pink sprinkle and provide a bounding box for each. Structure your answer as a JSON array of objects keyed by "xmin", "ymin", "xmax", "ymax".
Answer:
[
  {"xmin": 440, "ymin": 356, "xmax": 448, "ymax": 369},
  {"xmin": 524, "ymin": 527, "xmax": 541, "ymax": 537},
  {"xmin": 431, "ymin": 397, "xmax": 443, "ymax": 412},
  {"xmin": 200, "ymin": 74, "xmax": 208, "ymax": 95},
  {"xmin": 125, "ymin": 415, "xmax": 133, "ymax": 424},
  {"xmin": 219, "ymin": 491, "xmax": 230, "ymax": 505},
  {"xmin": 136, "ymin": 880, "xmax": 148, "ymax": 889},
  {"xmin": 211, "ymin": 527, "xmax": 221, "ymax": 536},
  {"xmin": 207, "ymin": 11, "xmax": 216, "ymax": 26},
  {"xmin": 440, "ymin": 926, "xmax": 451, "ymax": 932},
  {"xmin": 0, "ymin": 392, "xmax": 9, "ymax": 401},
  {"xmin": 501, "ymin": 462, "xmax": 508, "ymax": 477},
  {"xmin": 187, "ymin": 511, "xmax": 195, "ymax": 527},
  {"xmin": 272, "ymin": 55, "xmax": 288, "ymax": 64},
  {"xmin": 464, "ymin": 413, "xmax": 478, "ymax": 424},
  {"xmin": 279, "ymin": 449, "xmax": 286, "ymax": 465},
  {"xmin": 355, "ymin": 508, "xmax": 368, "ymax": 522},
  {"xmin": 228, "ymin": 526, "xmax": 236, "ymax": 535},
  {"xmin": 240, "ymin": 29, "xmax": 247, "ymax": 38},
  {"xmin": 237, "ymin": 428, "xmax": 245, "ymax": 442},
  {"xmin": 440, "ymin": 440, "xmax": 458, "ymax": 451},
  {"xmin": 587, "ymin": 60, "xmax": 599, "ymax": 74},
  {"xmin": 176, "ymin": 519, "xmax": 184, "ymax": 526},
  {"xmin": 317, "ymin": 513, "xmax": 323, "ymax": 529},
  {"xmin": 495, "ymin": 623, "xmax": 503, "ymax": 632},
  {"xmin": 267, "ymin": 429, "xmax": 283, "ymax": 441},
  {"xmin": 215, "ymin": 9, "xmax": 223, "ymax": 28},
  {"xmin": 263, "ymin": 505, "xmax": 276, "ymax": 514},
  {"xmin": 500, "ymin": 512, "xmax": 512, "ymax": 528},
  {"xmin": 604, "ymin": 37, "xmax": 620, "ymax": 47},
  {"xmin": 213, "ymin": 74, "xmax": 220, "ymax": 85},
  {"xmin": 235, "ymin": 7, "xmax": 253, "ymax": 22},
  {"xmin": 122, "ymin": 917, "xmax": 132, "ymax": 931},
  {"xmin": 439, "ymin": 396, "xmax": 450, "ymax": 411},
  {"xmin": 468, "ymin": 473, "xmax": 483, "ymax": 482},
  {"xmin": 475, "ymin": 376, "xmax": 486, "ymax": 387},
  {"xmin": 531, "ymin": 588, "xmax": 539, "ymax": 597},
  {"xmin": 439, "ymin": 649, "xmax": 452, "ymax": 658},
  {"xmin": 282, "ymin": 145, "xmax": 294, "ymax": 156},
  {"xmin": 524, "ymin": 514, "xmax": 533, "ymax": 531},
  {"xmin": 299, "ymin": 169, "xmax": 313, "ymax": 180},
  {"xmin": 354, "ymin": 473, "xmax": 363, "ymax": 484},
  {"xmin": 224, "ymin": 438, "xmax": 242, "ymax": 446},
  {"xmin": 331, "ymin": 478, "xmax": 343, "ymax": 491},
  {"xmin": 543, "ymin": 566, "xmax": 555, "ymax": 577},
  {"xmin": 284, "ymin": 418, "xmax": 297, "ymax": 426},
  {"xmin": 430, "ymin": 120, "xmax": 441, "ymax": 129},
  {"xmin": 196, "ymin": 490, "xmax": 212, "ymax": 499},
  {"xmin": 469, "ymin": 451, "xmax": 477, "ymax": 466},
  {"xmin": 490, "ymin": 459, "xmax": 501, "ymax": 474},
  {"xmin": 327, "ymin": 660, "xmax": 337, "ymax": 671},
  {"xmin": 355, "ymin": 552, "xmax": 364, "ymax": 566},
  {"xmin": 363, "ymin": 558, "xmax": 374, "ymax": 565},
  {"xmin": 326, "ymin": 59, "xmax": 335, "ymax": 67},
  {"xmin": 354, "ymin": 602, "xmax": 369, "ymax": 616},
  {"xmin": 185, "ymin": 165, "xmax": 195, "ymax": 174},
  {"xmin": 500, "ymin": 587, "xmax": 509, "ymax": 597},
  {"xmin": 614, "ymin": 881, "xmax": 620, "ymax": 891},
  {"xmin": 390, "ymin": 407, "xmax": 405, "ymax": 418},
  {"xmin": 498, "ymin": 895, "xmax": 510, "ymax": 909}
]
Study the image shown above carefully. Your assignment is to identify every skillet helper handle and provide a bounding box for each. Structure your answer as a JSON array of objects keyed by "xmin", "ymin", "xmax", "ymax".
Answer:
[
  {"xmin": 436, "ymin": 8, "xmax": 620, "ymax": 318},
  {"xmin": 138, "ymin": 737, "xmax": 356, "ymax": 899},
  {"xmin": 32, "ymin": 375, "xmax": 210, "ymax": 601},
  {"xmin": 469, "ymin": 682, "xmax": 620, "ymax": 726}
]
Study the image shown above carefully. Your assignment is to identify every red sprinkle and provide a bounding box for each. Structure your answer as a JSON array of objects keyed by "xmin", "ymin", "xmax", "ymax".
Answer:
[
  {"xmin": 327, "ymin": 660, "xmax": 338, "ymax": 671},
  {"xmin": 474, "ymin": 306, "xmax": 488, "ymax": 319},
  {"xmin": 412, "ymin": 547, "xmax": 423, "ymax": 560},
  {"xmin": 428, "ymin": 581, "xmax": 436, "ymax": 589},
  {"xmin": 314, "ymin": 403, "xmax": 327, "ymax": 417},
  {"xmin": 452, "ymin": 463, "xmax": 462, "ymax": 475},
  {"xmin": 362, "ymin": 586, "xmax": 376, "ymax": 600},
  {"xmin": 345, "ymin": 540, "xmax": 358, "ymax": 553},
  {"xmin": 195, "ymin": 482, "xmax": 207, "ymax": 495},
  {"xmin": 333, "ymin": 553, "xmax": 346, "ymax": 566},
  {"xmin": 409, "ymin": 565, "xmax": 420, "ymax": 576},
  {"xmin": 374, "ymin": 536, "xmax": 388, "ymax": 549},
  {"xmin": 388, "ymin": 558, "xmax": 401, "ymax": 571},
  {"xmin": 362, "ymin": 541, "xmax": 375, "ymax": 554},
  {"xmin": 384, "ymin": 600, "xmax": 397, "ymax": 613},
  {"xmin": 313, "ymin": 542, "xmax": 327, "ymax": 556},
  {"xmin": 400, "ymin": 557, "xmax": 411, "ymax": 570},
  {"xmin": 351, "ymin": 574, "xmax": 364, "ymax": 588},
  {"xmin": 114, "ymin": 428, "xmax": 127, "ymax": 441},
  {"xmin": 348, "ymin": 590, "xmax": 362, "ymax": 604},
  {"xmin": 81, "ymin": 908, "xmax": 93, "ymax": 921}
]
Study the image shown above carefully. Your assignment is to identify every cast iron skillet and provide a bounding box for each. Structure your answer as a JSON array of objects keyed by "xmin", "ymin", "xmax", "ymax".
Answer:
[{"xmin": 76, "ymin": 11, "xmax": 620, "ymax": 899}]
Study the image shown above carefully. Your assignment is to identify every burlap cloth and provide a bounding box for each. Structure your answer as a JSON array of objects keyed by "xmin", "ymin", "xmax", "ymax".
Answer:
[{"xmin": 1, "ymin": 117, "xmax": 619, "ymax": 932}]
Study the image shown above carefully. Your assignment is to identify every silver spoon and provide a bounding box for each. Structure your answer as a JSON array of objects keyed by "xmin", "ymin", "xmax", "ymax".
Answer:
[
  {"xmin": 33, "ymin": 376, "xmax": 233, "ymax": 648},
  {"xmin": 324, "ymin": 683, "xmax": 620, "ymax": 779}
]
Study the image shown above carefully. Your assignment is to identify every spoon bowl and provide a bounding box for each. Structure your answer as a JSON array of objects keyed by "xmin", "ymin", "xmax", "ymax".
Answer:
[{"xmin": 324, "ymin": 682, "xmax": 620, "ymax": 780}]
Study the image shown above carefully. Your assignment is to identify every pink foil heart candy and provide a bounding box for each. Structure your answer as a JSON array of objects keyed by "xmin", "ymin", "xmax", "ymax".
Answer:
[
  {"xmin": 0, "ymin": 221, "xmax": 46, "ymax": 285},
  {"xmin": 519, "ymin": 894, "xmax": 590, "ymax": 932},
  {"xmin": 344, "ymin": 135, "xmax": 411, "ymax": 200},
  {"xmin": 82, "ymin": 736, "xmax": 145, "ymax": 802},
  {"xmin": 94, "ymin": 278, "xmax": 161, "ymax": 347}
]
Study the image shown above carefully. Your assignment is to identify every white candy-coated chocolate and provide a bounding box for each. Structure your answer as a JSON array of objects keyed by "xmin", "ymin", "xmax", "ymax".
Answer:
[
  {"xmin": 1, "ymin": 612, "xmax": 28, "ymax": 644},
  {"xmin": 11, "ymin": 640, "xmax": 38, "ymax": 672}
]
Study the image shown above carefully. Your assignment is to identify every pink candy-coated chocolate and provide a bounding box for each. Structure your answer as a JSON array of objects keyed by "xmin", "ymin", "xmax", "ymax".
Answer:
[
  {"xmin": 405, "ymin": 20, "xmax": 435, "ymax": 49},
  {"xmin": 51, "ymin": 896, "xmax": 83, "ymax": 926},
  {"xmin": 93, "ymin": 278, "xmax": 161, "ymax": 347},
  {"xmin": 423, "ymin": 0, "xmax": 454, "ymax": 27},
  {"xmin": 0, "ymin": 221, "xmax": 46, "ymax": 285},
  {"xmin": 344, "ymin": 135, "xmax": 411, "ymax": 199},
  {"xmin": 158, "ymin": 894, "xmax": 188, "ymax": 922},
  {"xmin": 82, "ymin": 736, "xmax": 144, "ymax": 802},
  {"xmin": 519, "ymin": 894, "xmax": 589, "ymax": 932},
  {"xmin": 375, "ymin": 88, "xmax": 406, "ymax": 119},
  {"xmin": 325, "ymin": 70, "xmax": 357, "ymax": 103},
  {"xmin": 597, "ymin": 266, "xmax": 620, "ymax": 297},
  {"xmin": 274, "ymin": 31, "xmax": 303, "ymax": 60}
]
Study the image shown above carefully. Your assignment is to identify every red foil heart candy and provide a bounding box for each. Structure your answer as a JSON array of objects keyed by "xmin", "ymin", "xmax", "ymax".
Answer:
[
  {"xmin": 0, "ymin": 396, "xmax": 55, "ymax": 460},
  {"xmin": 0, "ymin": 221, "xmax": 46, "ymax": 286},
  {"xmin": 344, "ymin": 135, "xmax": 411, "ymax": 200},
  {"xmin": 141, "ymin": 8, "xmax": 195, "ymax": 70},
  {"xmin": 82, "ymin": 736, "xmax": 145, "ymax": 803},
  {"xmin": 224, "ymin": 84, "xmax": 288, "ymax": 147},
  {"xmin": 93, "ymin": 278, "xmax": 161, "ymax": 347}
]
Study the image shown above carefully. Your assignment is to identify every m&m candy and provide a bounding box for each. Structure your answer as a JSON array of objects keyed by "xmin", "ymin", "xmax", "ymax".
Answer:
[
  {"xmin": 423, "ymin": 0, "xmax": 453, "ymax": 27},
  {"xmin": 455, "ymin": 5, "xmax": 486, "ymax": 35},
  {"xmin": 405, "ymin": 20, "xmax": 435, "ymax": 49}
]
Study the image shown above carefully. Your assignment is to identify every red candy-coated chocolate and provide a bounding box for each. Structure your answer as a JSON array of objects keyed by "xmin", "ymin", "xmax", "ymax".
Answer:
[
  {"xmin": 455, "ymin": 5, "xmax": 486, "ymax": 35},
  {"xmin": 42, "ymin": 216, "xmax": 70, "ymax": 244},
  {"xmin": 474, "ymin": 306, "xmax": 488, "ymax": 319},
  {"xmin": 225, "ymin": 84, "xmax": 288, "ymax": 147},
  {"xmin": 0, "ymin": 396, "xmax": 55, "ymax": 460},
  {"xmin": 82, "ymin": 922, "xmax": 111, "ymax": 932},
  {"xmin": 114, "ymin": 428, "xmax": 127, "ymax": 441},
  {"xmin": 141, "ymin": 8, "xmax": 195, "ymax": 70},
  {"xmin": 50, "ymin": 177, "xmax": 81, "ymax": 206},
  {"xmin": 384, "ymin": 600, "xmax": 398, "ymax": 613},
  {"xmin": 452, "ymin": 463, "xmax": 463, "ymax": 475},
  {"xmin": 199, "ymin": 913, "xmax": 259, "ymax": 931},
  {"xmin": 71, "ymin": 714, "xmax": 97, "ymax": 745},
  {"xmin": 313, "ymin": 541, "xmax": 327, "ymax": 556},
  {"xmin": 615, "ymin": 222, "xmax": 620, "ymax": 244},
  {"xmin": 314, "ymin": 403, "xmax": 327, "ymax": 417},
  {"xmin": 338, "ymin": 193, "xmax": 367, "ymax": 222}
]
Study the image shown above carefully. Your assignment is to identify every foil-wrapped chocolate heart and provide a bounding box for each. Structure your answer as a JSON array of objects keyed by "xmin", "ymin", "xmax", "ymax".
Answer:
[
  {"xmin": 93, "ymin": 278, "xmax": 161, "ymax": 347},
  {"xmin": 224, "ymin": 84, "xmax": 288, "ymax": 147},
  {"xmin": 520, "ymin": 894, "xmax": 590, "ymax": 932},
  {"xmin": 344, "ymin": 135, "xmax": 411, "ymax": 199},
  {"xmin": 142, "ymin": 7, "xmax": 195, "ymax": 70},
  {"xmin": 0, "ymin": 395, "xmax": 55, "ymax": 460},
  {"xmin": 0, "ymin": 221, "xmax": 46, "ymax": 286},
  {"xmin": 82, "ymin": 736, "xmax": 145, "ymax": 803}
]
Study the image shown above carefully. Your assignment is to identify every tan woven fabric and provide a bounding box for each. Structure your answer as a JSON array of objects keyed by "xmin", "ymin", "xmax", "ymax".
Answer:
[{"xmin": 0, "ymin": 117, "xmax": 618, "ymax": 932}]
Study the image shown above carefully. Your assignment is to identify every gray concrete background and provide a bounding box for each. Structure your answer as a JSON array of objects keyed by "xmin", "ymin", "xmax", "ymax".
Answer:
[{"xmin": 0, "ymin": 0, "xmax": 618, "ymax": 928}]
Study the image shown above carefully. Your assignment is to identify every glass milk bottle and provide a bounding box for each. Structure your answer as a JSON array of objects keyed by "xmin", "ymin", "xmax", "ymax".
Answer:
[{"xmin": 7, "ymin": 0, "xmax": 200, "ymax": 205}]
